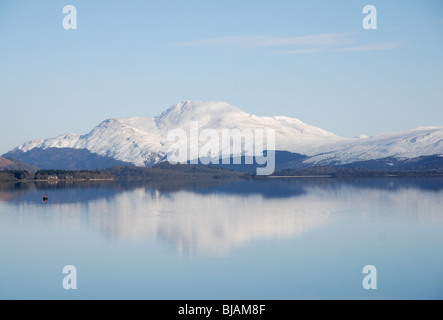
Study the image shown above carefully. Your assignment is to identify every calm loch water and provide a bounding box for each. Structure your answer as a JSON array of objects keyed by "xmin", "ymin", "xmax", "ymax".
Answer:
[{"xmin": 0, "ymin": 178, "xmax": 442, "ymax": 300}]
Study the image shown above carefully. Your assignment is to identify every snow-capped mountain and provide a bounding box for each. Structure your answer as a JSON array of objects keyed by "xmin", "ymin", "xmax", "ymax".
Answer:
[
  {"xmin": 306, "ymin": 127, "xmax": 443, "ymax": 166},
  {"xmin": 6, "ymin": 101, "xmax": 346, "ymax": 167},
  {"xmin": 4, "ymin": 100, "xmax": 443, "ymax": 170}
]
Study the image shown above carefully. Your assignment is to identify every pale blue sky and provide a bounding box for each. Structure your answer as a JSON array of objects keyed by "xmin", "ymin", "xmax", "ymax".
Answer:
[{"xmin": 1, "ymin": 0, "xmax": 442, "ymax": 154}]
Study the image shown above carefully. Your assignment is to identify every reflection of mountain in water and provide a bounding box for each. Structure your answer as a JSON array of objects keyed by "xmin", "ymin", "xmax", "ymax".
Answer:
[
  {"xmin": 193, "ymin": 179, "xmax": 307, "ymax": 198},
  {"xmin": 1, "ymin": 178, "xmax": 442, "ymax": 256},
  {"xmin": 94, "ymin": 189, "xmax": 331, "ymax": 256}
]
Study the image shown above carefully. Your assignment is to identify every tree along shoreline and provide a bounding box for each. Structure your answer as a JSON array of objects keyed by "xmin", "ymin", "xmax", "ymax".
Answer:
[
  {"xmin": 1, "ymin": 165, "xmax": 442, "ymax": 183},
  {"xmin": 0, "ymin": 164, "xmax": 249, "ymax": 183}
]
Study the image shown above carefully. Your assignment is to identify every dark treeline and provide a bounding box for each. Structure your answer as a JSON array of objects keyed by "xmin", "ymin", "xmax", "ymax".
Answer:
[
  {"xmin": 268, "ymin": 166, "xmax": 443, "ymax": 178},
  {"xmin": 106, "ymin": 163, "xmax": 248, "ymax": 181},
  {"xmin": 0, "ymin": 164, "xmax": 248, "ymax": 182},
  {"xmin": 0, "ymin": 170, "xmax": 34, "ymax": 181},
  {"xmin": 1, "ymin": 165, "xmax": 442, "ymax": 183},
  {"xmin": 0, "ymin": 169, "xmax": 112, "ymax": 182},
  {"xmin": 34, "ymin": 169, "xmax": 112, "ymax": 180}
]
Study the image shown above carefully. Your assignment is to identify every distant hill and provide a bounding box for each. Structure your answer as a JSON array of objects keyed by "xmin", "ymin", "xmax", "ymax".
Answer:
[
  {"xmin": 0, "ymin": 156, "xmax": 38, "ymax": 172},
  {"xmin": 337, "ymin": 155, "xmax": 443, "ymax": 171},
  {"xmin": 191, "ymin": 151, "xmax": 308, "ymax": 172},
  {"xmin": 5, "ymin": 148, "xmax": 134, "ymax": 170}
]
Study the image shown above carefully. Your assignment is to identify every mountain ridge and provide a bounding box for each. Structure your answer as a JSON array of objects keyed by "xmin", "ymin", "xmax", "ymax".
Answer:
[
  {"xmin": 3, "ymin": 100, "xmax": 443, "ymax": 171},
  {"xmin": 0, "ymin": 156, "xmax": 38, "ymax": 172}
]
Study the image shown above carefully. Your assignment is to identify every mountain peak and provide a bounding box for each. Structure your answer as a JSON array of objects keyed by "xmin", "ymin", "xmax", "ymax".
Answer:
[
  {"xmin": 155, "ymin": 100, "xmax": 248, "ymax": 129},
  {"xmin": 5, "ymin": 100, "xmax": 442, "ymax": 170},
  {"xmin": 158, "ymin": 100, "xmax": 244, "ymax": 118}
]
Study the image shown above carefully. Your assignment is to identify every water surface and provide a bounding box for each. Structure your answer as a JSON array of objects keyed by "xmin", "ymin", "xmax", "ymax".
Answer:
[{"xmin": 0, "ymin": 178, "xmax": 442, "ymax": 300}]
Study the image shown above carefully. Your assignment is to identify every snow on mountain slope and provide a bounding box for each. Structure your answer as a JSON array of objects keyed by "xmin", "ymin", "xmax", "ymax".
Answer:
[
  {"xmin": 306, "ymin": 127, "xmax": 443, "ymax": 165},
  {"xmin": 9, "ymin": 100, "xmax": 443, "ymax": 167},
  {"xmin": 13, "ymin": 101, "xmax": 346, "ymax": 166}
]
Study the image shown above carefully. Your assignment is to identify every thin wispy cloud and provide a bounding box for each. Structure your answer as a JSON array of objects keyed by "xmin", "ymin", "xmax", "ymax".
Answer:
[
  {"xmin": 279, "ymin": 41, "xmax": 403, "ymax": 54},
  {"xmin": 336, "ymin": 42, "xmax": 403, "ymax": 52},
  {"xmin": 279, "ymin": 48, "xmax": 326, "ymax": 54},
  {"xmin": 180, "ymin": 33, "xmax": 352, "ymax": 48},
  {"xmin": 180, "ymin": 33, "xmax": 402, "ymax": 54}
]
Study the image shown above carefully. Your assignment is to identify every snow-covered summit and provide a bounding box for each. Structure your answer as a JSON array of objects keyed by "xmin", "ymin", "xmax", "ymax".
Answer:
[
  {"xmin": 12, "ymin": 101, "xmax": 345, "ymax": 166},
  {"xmin": 8, "ymin": 100, "xmax": 443, "ymax": 168}
]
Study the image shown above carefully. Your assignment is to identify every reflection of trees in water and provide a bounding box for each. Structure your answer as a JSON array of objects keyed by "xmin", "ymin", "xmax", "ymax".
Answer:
[
  {"xmin": 1, "ymin": 177, "xmax": 443, "ymax": 205},
  {"xmin": 0, "ymin": 180, "xmax": 233, "ymax": 204},
  {"xmin": 2, "ymin": 177, "xmax": 443, "ymax": 256},
  {"xmin": 0, "ymin": 182, "xmax": 37, "ymax": 201},
  {"xmin": 1, "ymin": 177, "xmax": 443, "ymax": 208}
]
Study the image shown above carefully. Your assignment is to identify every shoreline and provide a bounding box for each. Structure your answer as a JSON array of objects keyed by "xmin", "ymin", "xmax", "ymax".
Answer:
[
  {"xmin": 0, "ymin": 178, "xmax": 116, "ymax": 183},
  {"xmin": 2, "ymin": 174, "xmax": 443, "ymax": 184},
  {"xmin": 1, "ymin": 164, "xmax": 443, "ymax": 184}
]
